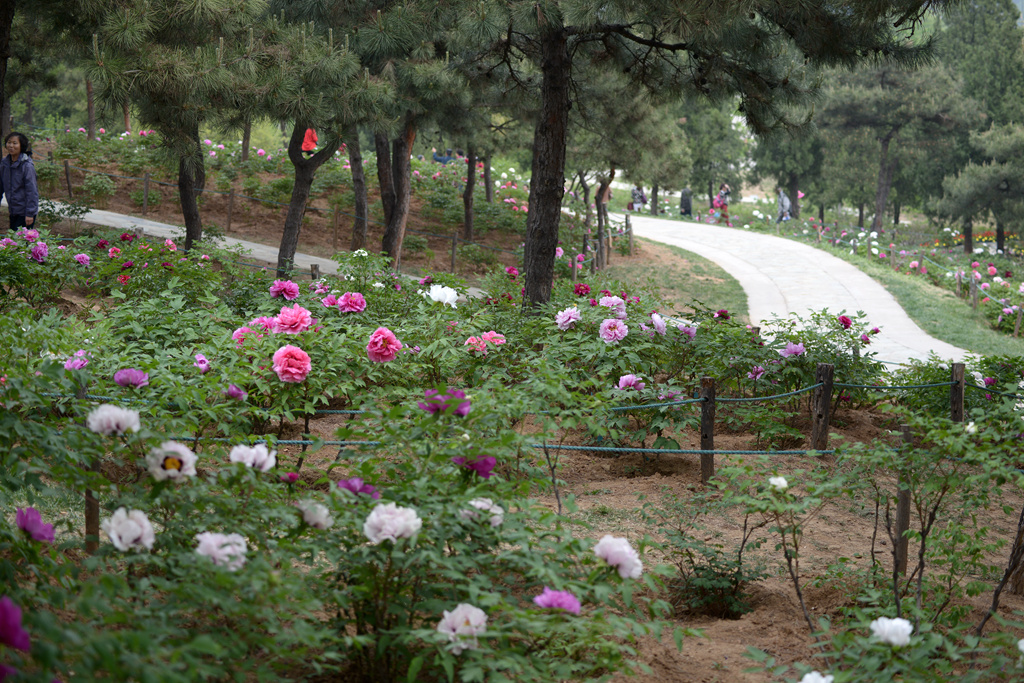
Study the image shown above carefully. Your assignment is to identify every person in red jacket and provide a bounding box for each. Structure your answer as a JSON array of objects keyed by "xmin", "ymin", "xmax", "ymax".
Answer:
[{"xmin": 302, "ymin": 128, "xmax": 318, "ymax": 156}]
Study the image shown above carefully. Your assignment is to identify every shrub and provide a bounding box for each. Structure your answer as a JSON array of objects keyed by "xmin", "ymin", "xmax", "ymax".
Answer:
[
  {"xmin": 83, "ymin": 173, "xmax": 116, "ymax": 207},
  {"xmin": 457, "ymin": 242, "xmax": 498, "ymax": 266},
  {"xmin": 129, "ymin": 187, "xmax": 161, "ymax": 209}
]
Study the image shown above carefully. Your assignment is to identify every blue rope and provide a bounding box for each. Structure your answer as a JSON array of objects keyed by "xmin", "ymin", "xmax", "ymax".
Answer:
[{"xmin": 718, "ymin": 384, "xmax": 822, "ymax": 403}]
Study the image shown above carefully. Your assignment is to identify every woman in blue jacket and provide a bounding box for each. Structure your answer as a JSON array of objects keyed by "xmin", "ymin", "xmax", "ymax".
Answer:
[{"xmin": 1, "ymin": 132, "xmax": 39, "ymax": 231}]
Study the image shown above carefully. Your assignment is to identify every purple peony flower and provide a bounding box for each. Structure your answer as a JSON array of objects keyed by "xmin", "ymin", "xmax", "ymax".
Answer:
[
  {"xmin": 780, "ymin": 341, "xmax": 805, "ymax": 358},
  {"xmin": 533, "ymin": 587, "xmax": 581, "ymax": 614},
  {"xmin": 984, "ymin": 377, "xmax": 997, "ymax": 387},
  {"xmin": 748, "ymin": 365, "xmax": 766, "ymax": 381},
  {"xmin": 336, "ymin": 477, "xmax": 381, "ymax": 499},
  {"xmin": 451, "ymin": 455, "xmax": 497, "ymax": 479},
  {"xmin": 616, "ymin": 374, "xmax": 645, "ymax": 391},
  {"xmin": 418, "ymin": 388, "xmax": 471, "ymax": 416},
  {"xmin": 0, "ymin": 596, "xmax": 31, "ymax": 652},
  {"xmin": 64, "ymin": 349, "xmax": 89, "ymax": 370},
  {"xmin": 193, "ymin": 354, "xmax": 210, "ymax": 374},
  {"xmin": 224, "ymin": 384, "xmax": 248, "ymax": 401},
  {"xmin": 113, "ymin": 368, "xmax": 149, "ymax": 388},
  {"xmin": 30, "ymin": 242, "xmax": 48, "ymax": 263},
  {"xmin": 16, "ymin": 507, "xmax": 55, "ymax": 543},
  {"xmin": 74, "ymin": 253, "xmax": 91, "ymax": 266}
]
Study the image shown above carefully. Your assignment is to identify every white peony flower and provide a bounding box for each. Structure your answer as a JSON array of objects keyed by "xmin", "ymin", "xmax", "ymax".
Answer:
[
  {"xmin": 423, "ymin": 284, "xmax": 459, "ymax": 308},
  {"xmin": 459, "ymin": 498, "xmax": 504, "ymax": 527},
  {"xmin": 298, "ymin": 500, "xmax": 333, "ymax": 529},
  {"xmin": 769, "ymin": 476, "xmax": 788, "ymax": 492},
  {"xmin": 799, "ymin": 672, "xmax": 834, "ymax": 683},
  {"xmin": 195, "ymin": 531, "xmax": 247, "ymax": 571},
  {"xmin": 1017, "ymin": 637, "xmax": 1024, "ymax": 655},
  {"xmin": 964, "ymin": 421, "xmax": 977, "ymax": 434},
  {"xmin": 870, "ymin": 616, "xmax": 913, "ymax": 646},
  {"xmin": 228, "ymin": 444, "xmax": 277, "ymax": 472},
  {"xmin": 372, "ymin": 282, "xmax": 384, "ymax": 288},
  {"xmin": 593, "ymin": 534, "xmax": 643, "ymax": 579},
  {"xmin": 363, "ymin": 503, "xmax": 422, "ymax": 543},
  {"xmin": 86, "ymin": 404, "xmax": 141, "ymax": 436},
  {"xmin": 436, "ymin": 603, "xmax": 487, "ymax": 654},
  {"xmin": 102, "ymin": 507, "xmax": 155, "ymax": 551},
  {"xmin": 353, "ymin": 249, "xmax": 369, "ymax": 257},
  {"xmin": 146, "ymin": 441, "xmax": 197, "ymax": 481}
]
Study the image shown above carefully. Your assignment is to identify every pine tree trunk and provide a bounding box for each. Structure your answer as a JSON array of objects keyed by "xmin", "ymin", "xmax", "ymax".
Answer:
[
  {"xmin": 0, "ymin": 0, "xmax": 13, "ymax": 145},
  {"xmin": 650, "ymin": 184, "xmax": 659, "ymax": 215},
  {"xmin": 858, "ymin": 203, "xmax": 865, "ymax": 228},
  {"xmin": 348, "ymin": 130, "xmax": 368, "ymax": 251},
  {"xmin": 483, "ymin": 155, "xmax": 493, "ymax": 203},
  {"xmin": 708, "ymin": 180, "xmax": 714, "ymax": 210},
  {"xmin": 0, "ymin": 97, "xmax": 10, "ymax": 141},
  {"xmin": 381, "ymin": 115, "xmax": 415, "ymax": 268},
  {"xmin": 963, "ymin": 217, "xmax": 973, "ymax": 254},
  {"xmin": 872, "ymin": 133, "xmax": 896, "ymax": 232},
  {"xmin": 818, "ymin": 204, "xmax": 824, "ymax": 223},
  {"xmin": 241, "ymin": 119, "xmax": 251, "ymax": 162},
  {"xmin": 375, "ymin": 132, "xmax": 395, "ymax": 226},
  {"xmin": 25, "ymin": 91, "xmax": 33, "ymax": 128},
  {"xmin": 122, "ymin": 102, "xmax": 130, "ymax": 133},
  {"xmin": 178, "ymin": 134, "xmax": 206, "ymax": 252},
  {"xmin": 86, "ymin": 79, "xmax": 96, "ymax": 141},
  {"xmin": 788, "ymin": 175, "xmax": 800, "ymax": 220},
  {"xmin": 893, "ymin": 201, "xmax": 901, "ymax": 226},
  {"xmin": 578, "ymin": 171, "xmax": 591, "ymax": 227},
  {"xmin": 523, "ymin": 28, "xmax": 570, "ymax": 308},
  {"xmin": 462, "ymin": 143, "xmax": 476, "ymax": 241},
  {"xmin": 1008, "ymin": 520, "xmax": 1024, "ymax": 595},
  {"xmin": 996, "ymin": 216, "xmax": 1005, "ymax": 253},
  {"xmin": 277, "ymin": 123, "xmax": 336, "ymax": 276}
]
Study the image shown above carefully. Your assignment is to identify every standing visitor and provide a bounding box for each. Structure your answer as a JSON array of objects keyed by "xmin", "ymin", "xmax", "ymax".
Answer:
[
  {"xmin": 630, "ymin": 185, "xmax": 647, "ymax": 213},
  {"xmin": 713, "ymin": 183, "xmax": 732, "ymax": 226},
  {"xmin": 776, "ymin": 187, "xmax": 792, "ymax": 223},
  {"xmin": 1, "ymin": 132, "xmax": 38, "ymax": 231},
  {"xmin": 302, "ymin": 128, "xmax": 318, "ymax": 156}
]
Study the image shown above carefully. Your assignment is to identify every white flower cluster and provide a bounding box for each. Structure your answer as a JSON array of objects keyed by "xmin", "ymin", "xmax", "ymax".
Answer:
[
  {"xmin": 195, "ymin": 531, "xmax": 248, "ymax": 571},
  {"xmin": 363, "ymin": 503, "xmax": 422, "ymax": 543},
  {"xmin": 421, "ymin": 284, "xmax": 459, "ymax": 308},
  {"xmin": 102, "ymin": 508, "xmax": 155, "ymax": 552},
  {"xmin": 869, "ymin": 616, "xmax": 913, "ymax": 647},
  {"xmin": 86, "ymin": 404, "xmax": 141, "ymax": 436}
]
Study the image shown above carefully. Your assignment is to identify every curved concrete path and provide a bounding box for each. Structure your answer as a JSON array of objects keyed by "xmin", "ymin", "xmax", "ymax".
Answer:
[{"xmin": 627, "ymin": 214, "xmax": 969, "ymax": 366}]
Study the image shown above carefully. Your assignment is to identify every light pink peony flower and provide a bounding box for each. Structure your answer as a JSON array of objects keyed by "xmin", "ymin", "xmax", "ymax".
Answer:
[
  {"xmin": 193, "ymin": 353, "xmax": 210, "ymax": 373},
  {"xmin": 338, "ymin": 292, "xmax": 367, "ymax": 313},
  {"xmin": 599, "ymin": 295, "xmax": 627, "ymax": 319},
  {"xmin": 269, "ymin": 279, "xmax": 300, "ymax": 300},
  {"xmin": 555, "ymin": 306, "xmax": 581, "ymax": 331},
  {"xmin": 533, "ymin": 587, "xmax": 581, "ymax": 614},
  {"xmin": 436, "ymin": 604, "xmax": 487, "ymax": 654},
  {"xmin": 593, "ymin": 534, "xmax": 643, "ymax": 579},
  {"xmin": 272, "ymin": 345, "xmax": 312, "ymax": 382},
  {"xmin": 677, "ymin": 324, "xmax": 697, "ymax": 340},
  {"xmin": 64, "ymin": 349, "xmax": 90, "ymax": 370},
  {"xmin": 650, "ymin": 313, "xmax": 667, "ymax": 335},
  {"xmin": 102, "ymin": 508, "xmax": 155, "ymax": 551},
  {"xmin": 249, "ymin": 316, "xmax": 276, "ymax": 332},
  {"xmin": 748, "ymin": 365, "xmax": 766, "ymax": 380},
  {"xmin": 617, "ymin": 374, "xmax": 645, "ymax": 391},
  {"xmin": 363, "ymin": 503, "xmax": 422, "ymax": 543},
  {"xmin": 273, "ymin": 304, "xmax": 313, "ymax": 334},
  {"xmin": 195, "ymin": 532, "xmax": 247, "ymax": 571},
  {"xmin": 367, "ymin": 327, "xmax": 402, "ymax": 362},
  {"xmin": 86, "ymin": 404, "xmax": 141, "ymax": 435},
  {"xmin": 598, "ymin": 318, "xmax": 628, "ymax": 344},
  {"xmin": 780, "ymin": 341, "xmax": 806, "ymax": 357}
]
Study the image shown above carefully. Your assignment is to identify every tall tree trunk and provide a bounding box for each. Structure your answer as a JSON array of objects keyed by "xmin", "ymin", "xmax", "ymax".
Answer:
[
  {"xmin": 818, "ymin": 203, "xmax": 824, "ymax": 223},
  {"xmin": 241, "ymin": 119, "xmax": 251, "ymax": 162},
  {"xmin": 996, "ymin": 216, "xmax": 1005, "ymax": 253},
  {"xmin": 0, "ymin": 0, "xmax": 13, "ymax": 145},
  {"xmin": 962, "ymin": 217, "xmax": 973, "ymax": 254},
  {"xmin": 122, "ymin": 102, "xmax": 130, "ymax": 133},
  {"xmin": 595, "ymin": 176, "xmax": 609, "ymax": 263},
  {"xmin": 0, "ymin": 97, "xmax": 9, "ymax": 141},
  {"xmin": 788, "ymin": 174, "xmax": 800, "ymax": 220},
  {"xmin": 650, "ymin": 184, "xmax": 659, "ymax": 215},
  {"xmin": 25, "ymin": 91, "xmax": 33, "ymax": 128},
  {"xmin": 483, "ymin": 154, "xmax": 493, "ymax": 203},
  {"xmin": 178, "ymin": 131, "xmax": 207, "ymax": 252},
  {"xmin": 858, "ymin": 203, "xmax": 865, "ymax": 228},
  {"xmin": 707, "ymin": 180, "xmax": 714, "ymax": 209},
  {"xmin": 523, "ymin": 28, "xmax": 570, "ymax": 308},
  {"xmin": 348, "ymin": 129, "xmax": 368, "ymax": 251},
  {"xmin": 871, "ymin": 132, "xmax": 897, "ymax": 232},
  {"xmin": 893, "ymin": 200, "xmax": 901, "ymax": 226},
  {"xmin": 86, "ymin": 79, "xmax": 96, "ymax": 141},
  {"xmin": 375, "ymin": 132, "xmax": 395, "ymax": 226},
  {"xmin": 381, "ymin": 114, "xmax": 416, "ymax": 267},
  {"xmin": 578, "ymin": 171, "xmax": 591, "ymax": 227},
  {"xmin": 462, "ymin": 143, "xmax": 476, "ymax": 241},
  {"xmin": 277, "ymin": 123, "xmax": 337, "ymax": 276}
]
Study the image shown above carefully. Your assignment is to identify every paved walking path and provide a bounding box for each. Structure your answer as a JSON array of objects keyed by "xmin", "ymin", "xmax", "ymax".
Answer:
[
  {"xmin": 626, "ymin": 214, "xmax": 970, "ymax": 366},
  {"xmin": 34, "ymin": 201, "xmax": 968, "ymax": 366}
]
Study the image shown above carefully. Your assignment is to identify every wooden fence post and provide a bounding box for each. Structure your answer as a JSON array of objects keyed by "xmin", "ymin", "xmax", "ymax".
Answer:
[
  {"xmin": 810, "ymin": 363, "xmax": 835, "ymax": 451},
  {"xmin": 950, "ymin": 362, "xmax": 965, "ymax": 423},
  {"xmin": 142, "ymin": 172, "xmax": 150, "ymax": 215},
  {"xmin": 895, "ymin": 425, "xmax": 913, "ymax": 575},
  {"xmin": 628, "ymin": 222, "xmax": 634, "ymax": 255},
  {"xmin": 310, "ymin": 264, "xmax": 320, "ymax": 281},
  {"xmin": 64, "ymin": 160, "xmax": 74, "ymax": 199},
  {"xmin": 700, "ymin": 377, "xmax": 716, "ymax": 484},
  {"xmin": 450, "ymin": 233, "xmax": 457, "ymax": 273},
  {"xmin": 226, "ymin": 190, "xmax": 235, "ymax": 233}
]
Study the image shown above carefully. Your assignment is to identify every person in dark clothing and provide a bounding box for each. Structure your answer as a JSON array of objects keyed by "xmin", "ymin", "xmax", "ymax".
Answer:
[
  {"xmin": 1, "ymin": 132, "xmax": 38, "ymax": 231},
  {"xmin": 432, "ymin": 148, "xmax": 454, "ymax": 165},
  {"xmin": 679, "ymin": 187, "xmax": 692, "ymax": 218}
]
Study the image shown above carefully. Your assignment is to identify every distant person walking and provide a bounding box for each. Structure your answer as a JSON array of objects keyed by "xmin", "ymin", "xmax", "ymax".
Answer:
[
  {"xmin": 301, "ymin": 128, "xmax": 318, "ymax": 156},
  {"xmin": 1, "ymin": 132, "xmax": 38, "ymax": 231},
  {"xmin": 679, "ymin": 187, "xmax": 692, "ymax": 218},
  {"xmin": 776, "ymin": 187, "xmax": 791, "ymax": 223},
  {"xmin": 630, "ymin": 185, "xmax": 647, "ymax": 213},
  {"xmin": 713, "ymin": 183, "xmax": 732, "ymax": 227}
]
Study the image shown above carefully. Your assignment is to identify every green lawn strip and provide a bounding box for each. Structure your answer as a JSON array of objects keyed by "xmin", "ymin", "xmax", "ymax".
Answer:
[{"xmin": 604, "ymin": 237, "xmax": 750, "ymax": 324}]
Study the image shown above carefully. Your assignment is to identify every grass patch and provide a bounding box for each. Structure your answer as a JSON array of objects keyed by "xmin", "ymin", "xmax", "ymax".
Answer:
[{"xmin": 603, "ymin": 237, "xmax": 749, "ymax": 323}]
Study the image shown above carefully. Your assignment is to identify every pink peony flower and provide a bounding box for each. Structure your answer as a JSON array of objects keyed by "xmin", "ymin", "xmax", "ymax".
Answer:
[
  {"xmin": 232, "ymin": 326, "xmax": 257, "ymax": 346},
  {"xmin": 269, "ymin": 279, "xmax": 300, "ymax": 300},
  {"xmin": 599, "ymin": 295, "xmax": 627, "ymax": 319},
  {"xmin": 780, "ymin": 341, "xmax": 806, "ymax": 357},
  {"xmin": 224, "ymin": 384, "xmax": 248, "ymax": 400},
  {"xmin": 837, "ymin": 315, "xmax": 852, "ymax": 329},
  {"xmin": 555, "ymin": 246, "xmax": 564, "ymax": 258},
  {"xmin": 108, "ymin": 246, "xmax": 122, "ymax": 258},
  {"xmin": 164, "ymin": 239, "xmax": 177, "ymax": 251},
  {"xmin": 321, "ymin": 294, "xmax": 340, "ymax": 308},
  {"xmin": 193, "ymin": 354, "xmax": 210, "ymax": 373},
  {"xmin": 713, "ymin": 309, "xmax": 730, "ymax": 320},
  {"xmin": 273, "ymin": 304, "xmax": 314, "ymax": 334},
  {"xmin": 16, "ymin": 507, "xmax": 55, "ymax": 543},
  {"xmin": 338, "ymin": 292, "xmax": 367, "ymax": 313},
  {"xmin": 366, "ymin": 327, "xmax": 402, "ymax": 362},
  {"xmin": 30, "ymin": 242, "xmax": 48, "ymax": 263},
  {"xmin": 464, "ymin": 336, "xmax": 487, "ymax": 354},
  {"xmin": 419, "ymin": 388, "xmax": 471, "ymax": 416},
  {"xmin": 272, "ymin": 345, "xmax": 312, "ymax": 382},
  {"xmin": 64, "ymin": 349, "xmax": 90, "ymax": 370},
  {"xmin": 677, "ymin": 325, "xmax": 697, "ymax": 340},
  {"xmin": 555, "ymin": 306, "xmax": 581, "ymax": 331},
  {"xmin": 860, "ymin": 334, "xmax": 871, "ymax": 344},
  {"xmin": 337, "ymin": 477, "xmax": 381, "ymax": 499},
  {"xmin": 748, "ymin": 365, "xmax": 765, "ymax": 380},
  {"xmin": 0, "ymin": 596, "xmax": 31, "ymax": 652},
  {"xmin": 988, "ymin": 266, "xmax": 998, "ymax": 276},
  {"xmin": 617, "ymin": 374, "xmax": 645, "ymax": 391},
  {"xmin": 909, "ymin": 260, "xmax": 919, "ymax": 269},
  {"xmin": 533, "ymin": 587, "xmax": 581, "ymax": 614},
  {"xmin": 249, "ymin": 316, "xmax": 276, "ymax": 332},
  {"xmin": 505, "ymin": 266, "xmax": 519, "ymax": 279},
  {"xmin": 481, "ymin": 331, "xmax": 505, "ymax": 346},
  {"xmin": 574, "ymin": 283, "xmax": 591, "ymax": 296},
  {"xmin": 598, "ymin": 318, "xmax": 628, "ymax": 344},
  {"xmin": 114, "ymin": 368, "xmax": 149, "ymax": 388}
]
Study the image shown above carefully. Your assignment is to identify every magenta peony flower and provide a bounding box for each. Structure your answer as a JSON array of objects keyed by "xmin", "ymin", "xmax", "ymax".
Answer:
[
  {"xmin": 574, "ymin": 283, "xmax": 591, "ymax": 296},
  {"xmin": 598, "ymin": 318, "xmax": 628, "ymax": 344},
  {"xmin": 366, "ymin": 327, "xmax": 402, "ymax": 362},
  {"xmin": 984, "ymin": 377, "xmax": 997, "ymax": 387},
  {"xmin": 193, "ymin": 354, "xmax": 210, "ymax": 373},
  {"xmin": 418, "ymin": 388, "xmax": 471, "ymax": 416},
  {"xmin": 748, "ymin": 365, "xmax": 766, "ymax": 380},
  {"xmin": 249, "ymin": 316, "xmax": 276, "ymax": 332},
  {"xmin": 0, "ymin": 596, "xmax": 31, "ymax": 652},
  {"xmin": 113, "ymin": 368, "xmax": 149, "ymax": 388},
  {"xmin": 30, "ymin": 242, "xmax": 48, "ymax": 263},
  {"xmin": 16, "ymin": 507, "xmax": 55, "ymax": 543},
  {"xmin": 321, "ymin": 294, "xmax": 340, "ymax": 308},
  {"xmin": 74, "ymin": 253, "xmax": 90, "ymax": 266},
  {"xmin": 713, "ymin": 309, "xmax": 730, "ymax": 320},
  {"xmin": 269, "ymin": 279, "xmax": 301, "ymax": 300},
  {"xmin": 555, "ymin": 306, "xmax": 581, "ymax": 331},
  {"xmin": 860, "ymin": 334, "xmax": 871, "ymax": 344},
  {"xmin": 280, "ymin": 472, "xmax": 299, "ymax": 484},
  {"xmin": 451, "ymin": 455, "xmax": 496, "ymax": 478},
  {"xmin": 337, "ymin": 477, "xmax": 381, "ymax": 499},
  {"xmin": 617, "ymin": 374, "xmax": 645, "ymax": 391},
  {"xmin": 224, "ymin": 384, "xmax": 248, "ymax": 400},
  {"xmin": 837, "ymin": 315, "xmax": 853, "ymax": 329},
  {"xmin": 338, "ymin": 292, "xmax": 367, "ymax": 313},
  {"xmin": 18, "ymin": 228, "xmax": 39, "ymax": 242},
  {"xmin": 533, "ymin": 587, "xmax": 581, "ymax": 614},
  {"xmin": 273, "ymin": 304, "xmax": 314, "ymax": 334},
  {"xmin": 272, "ymin": 345, "xmax": 312, "ymax": 382},
  {"xmin": 64, "ymin": 349, "xmax": 90, "ymax": 370},
  {"xmin": 780, "ymin": 341, "xmax": 806, "ymax": 357},
  {"xmin": 505, "ymin": 266, "xmax": 519, "ymax": 279}
]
